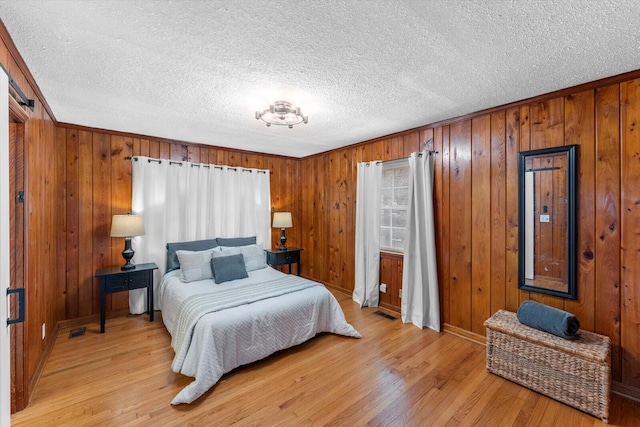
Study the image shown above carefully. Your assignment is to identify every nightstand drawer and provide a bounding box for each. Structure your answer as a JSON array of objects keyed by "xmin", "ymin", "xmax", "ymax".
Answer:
[
  {"xmin": 273, "ymin": 251, "xmax": 299, "ymax": 264},
  {"xmin": 264, "ymin": 248, "xmax": 302, "ymax": 276},
  {"xmin": 103, "ymin": 270, "xmax": 149, "ymax": 292},
  {"xmin": 127, "ymin": 271, "xmax": 150, "ymax": 290},
  {"xmin": 104, "ymin": 275, "xmax": 129, "ymax": 293}
]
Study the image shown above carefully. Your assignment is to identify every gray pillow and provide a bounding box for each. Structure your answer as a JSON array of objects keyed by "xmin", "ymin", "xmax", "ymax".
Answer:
[
  {"xmin": 217, "ymin": 244, "xmax": 267, "ymax": 272},
  {"xmin": 166, "ymin": 238, "xmax": 218, "ymax": 272},
  {"xmin": 211, "ymin": 254, "xmax": 249, "ymax": 284},
  {"xmin": 215, "ymin": 236, "xmax": 256, "ymax": 247},
  {"xmin": 176, "ymin": 248, "xmax": 215, "ymax": 282}
]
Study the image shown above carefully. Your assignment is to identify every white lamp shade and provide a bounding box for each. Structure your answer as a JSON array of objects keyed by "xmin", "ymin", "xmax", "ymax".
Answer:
[
  {"xmin": 110, "ymin": 214, "xmax": 145, "ymax": 237},
  {"xmin": 272, "ymin": 212, "xmax": 292, "ymax": 228}
]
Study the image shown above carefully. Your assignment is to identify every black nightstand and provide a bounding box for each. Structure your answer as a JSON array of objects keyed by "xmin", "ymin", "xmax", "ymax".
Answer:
[
  {"xmin": 94, "ymin": 262, "xmax": 158, "ymax": 333},
  {"xmin": 265, "ymin": 248, "xmax": 302, "ymax": 276}
]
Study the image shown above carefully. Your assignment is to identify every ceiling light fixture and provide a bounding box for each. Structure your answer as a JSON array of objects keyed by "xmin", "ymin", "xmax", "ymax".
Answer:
[{"xmin": 255, "ymin": 100, "xmax": 308, "ymax": 128}]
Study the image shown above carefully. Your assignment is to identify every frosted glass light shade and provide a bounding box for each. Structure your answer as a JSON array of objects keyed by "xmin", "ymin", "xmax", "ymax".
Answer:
[
  {"xmin": 272, "ymin": 212, "xmax": 292, "ymax": 228},
  {"xmin": 110, "ymin": 214, "xmax": 145, "ymax": 237}
]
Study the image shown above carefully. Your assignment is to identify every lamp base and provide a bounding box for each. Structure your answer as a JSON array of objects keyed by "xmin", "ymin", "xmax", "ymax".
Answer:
[
  {"xmin": 279, "ymin": 228, "xmax": 287, "ymax": 251},
  {"xmin": 121, "ymin": 262, "xmax": 136, "ymax": 271},
  {"xmin": 121, "ymin": 237, "xmax": 136, "ymax": 270}
]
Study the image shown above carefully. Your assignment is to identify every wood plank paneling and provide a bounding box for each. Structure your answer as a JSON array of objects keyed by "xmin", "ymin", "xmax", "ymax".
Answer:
[
  {"xmin": 433, "ymin": 127, "xmax": 447, "ymax": 321},
  {"xmin": 440, "ymin": 126, "xmax": 451, "ymax": 323},
  {"xmin": 77, "ymin": 130, "xmax": 94, "ymax": 318},
  {"xmin": 620, "ymin": 78, "xmax": 640, "ymax": 388},
  {"xmin": 91, "ymin": 133, "xmax": 111, "ymax": 314},
  {"xmin": 471, "ymin": 115, "xmax": 491, "ymax": 335},
  {"xmin": 594, "ymin": 84, "xmax": 621, "ymax": 381},
  {"xmin": 64, "ymin": 130, "xmax": 79, "ymax": 319},
  {"xmin": 504, "ymin": 108, "xmax": 521, "ymax": 312},
  {"xmin": 490, "ymin": 112, "xmax": 507, "ymax": 316},
  {"xmin": 448, "ymin": 121, "xmax": 472, "ymax": 330},
  {"xmin": 564, "ymin": 90, "xmax": 596, "ymax": 331}
]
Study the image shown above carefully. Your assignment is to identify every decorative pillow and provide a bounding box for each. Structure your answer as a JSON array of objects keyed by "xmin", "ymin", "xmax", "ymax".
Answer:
[
  {"xmin": 218, "ymin": 244, "xmax": 267, "ymax": 272},
  {"xmin": 215, "ymin": 236, "xmax": 256, "ymax": 247},
  {"xmin": 166, "ymin": 238, "xmax": 218, "ymax": 272},
  {"xmin": 176, "ymin": 248, "xmax": 215, "ymax": 282},
  {"xmin": 210, "ymin": 253, "xmax": 248, "ymax": 284},
  {"xmin": 213, "ymin": 247, "xmax": 242, "ymax": 258}
]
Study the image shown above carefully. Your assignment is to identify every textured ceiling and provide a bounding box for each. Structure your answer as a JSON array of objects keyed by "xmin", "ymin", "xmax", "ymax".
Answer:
[{"xmin": 1, "ymin": 1, "xmax": 639, "ymax": 158}]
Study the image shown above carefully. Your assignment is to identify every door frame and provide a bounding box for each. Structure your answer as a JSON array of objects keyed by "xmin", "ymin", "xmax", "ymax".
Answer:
[{"xmin": 1, "ymin": 67, "xmax": 12, "ymax": 427}]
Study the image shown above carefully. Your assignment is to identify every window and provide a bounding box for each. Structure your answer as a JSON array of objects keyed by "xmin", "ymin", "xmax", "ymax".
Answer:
[{"xmin": 380, "ymin": 161, "xmax": 409, "ymax": 252}]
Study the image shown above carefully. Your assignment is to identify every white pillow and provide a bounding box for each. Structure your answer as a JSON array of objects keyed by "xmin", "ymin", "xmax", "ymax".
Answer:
[
  {"xmin": 176, "ymin": 248, "xmax": 215, "ymax": 282},
  {"xmin": 217, "ymin": 244, "xmax": 267, "ymax": 272}
]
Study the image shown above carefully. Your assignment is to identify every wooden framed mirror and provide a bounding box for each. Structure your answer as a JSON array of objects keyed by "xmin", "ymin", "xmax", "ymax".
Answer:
[{"xmin": 518, "ymin": 145, "xmax": 577, "ymax": 299}]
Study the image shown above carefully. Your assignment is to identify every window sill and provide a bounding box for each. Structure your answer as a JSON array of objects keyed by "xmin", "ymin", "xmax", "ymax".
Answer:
[{"xmin": 380, "ymin": 250, "xmax": 404, "ymax": 258}]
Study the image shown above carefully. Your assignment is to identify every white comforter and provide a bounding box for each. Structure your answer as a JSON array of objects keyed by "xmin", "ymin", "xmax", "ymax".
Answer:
[{"xmin": 158, "ymin": 267, "xmax": 361, "ymax": 404}]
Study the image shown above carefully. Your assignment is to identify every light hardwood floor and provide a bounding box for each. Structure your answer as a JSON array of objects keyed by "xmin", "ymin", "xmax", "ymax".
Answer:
[{"xmin": 11, "ymin": 291, "xmax": 640, "ymax": 426}]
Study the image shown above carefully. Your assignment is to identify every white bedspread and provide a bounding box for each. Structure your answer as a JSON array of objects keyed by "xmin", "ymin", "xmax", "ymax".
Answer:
[{"xmin": 158, "ymin": 267, "xmax": 361, "ymax": 404}]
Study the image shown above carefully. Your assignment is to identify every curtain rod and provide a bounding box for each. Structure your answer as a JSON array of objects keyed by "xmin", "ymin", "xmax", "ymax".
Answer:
[
  {"xmin": 375, "ymin": 150, "xmax": 439, "ymax": 165},
  {"xmin": 124, "ymin": 156, "xmax": 271, "ymax": 174}
]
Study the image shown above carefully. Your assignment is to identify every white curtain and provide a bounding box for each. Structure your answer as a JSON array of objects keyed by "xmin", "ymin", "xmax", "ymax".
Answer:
[
  {"xmin": 401, "ymin": 151, "xmax": 440, "ymax": 331},
  {"xmin": 129, "ymin": 157, "xmax": 271, "ymax": 313},
  {"xmin": 353, "ymin": 161, "xmax": 382, "ymax": 307}
]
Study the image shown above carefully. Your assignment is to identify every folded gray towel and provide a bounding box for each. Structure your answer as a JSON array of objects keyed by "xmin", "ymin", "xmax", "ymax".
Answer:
[{"xmin": 516, "ymin": 300, "xmax": 581, "ymax": 339}]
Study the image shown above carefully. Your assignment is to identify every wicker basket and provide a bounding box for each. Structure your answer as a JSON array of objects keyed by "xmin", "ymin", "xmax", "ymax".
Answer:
[{"xmin": 484, "ymin": 310, "xmax": 611, "ymax": 423}]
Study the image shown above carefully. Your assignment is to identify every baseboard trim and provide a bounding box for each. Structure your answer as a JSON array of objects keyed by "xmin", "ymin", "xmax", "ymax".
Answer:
[
  {"xmin": 378, "ymin": 301, "xmax": 399, "ymax": 313},
  {"xmin": 26, "ymin": 322, "xmax": 59, "ymax": 407},
  {"xmin": 442, "ymin": 323, "xmax": 486, "ymax": 345},
  {"xmin": 56, "ymin": 308, "xmax": 131, "ymax": 330},
  {"xmin": 612, "ymin": 381, "xmax": 640, "ymax": 403}
]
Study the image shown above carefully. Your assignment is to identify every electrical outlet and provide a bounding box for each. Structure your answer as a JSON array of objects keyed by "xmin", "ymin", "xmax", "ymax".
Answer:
[
  {"xmin": 380, "ymin": 283, "xmax": 387, "ymax": 293},
  {"xmin": 42, "ymin": 323, "xmax": 46, "ymax": 340}
]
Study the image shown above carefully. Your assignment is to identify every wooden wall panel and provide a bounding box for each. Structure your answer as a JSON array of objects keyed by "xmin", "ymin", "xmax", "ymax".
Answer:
[
  {"xmin": 490, "ymin": 112, "xmax": 507, "ymax": 316},
  {"xmin": 594, "ymin": 84, "xmax": 621, "ymax": 381},
  {"xmin": 470, "ymin": 115, "xmax": 491, "ymax": 335},
  {"xmin": 91, "ymin": 133, "xmax": 111, "ymax": 314},
  {"xmin": 620, "ymin": 79, "xmax": 640, "ymax": 389},
  {"xmin": 54, "ymin": 127, "xmax": 66, "ymax": 322},
  {"xmin": 447, "ymin": 122, "xmax": 472, "ymax": 330},
  {"xmin": 504, "ymin": 108, "xmax": 521, "ymax": 312},
  {"xmin": 440, "ymin": 126, "xmax": 451, "ymax": 324},
  {"xmin": 64, "ymin": 130, "xmax": 79, "ymax": 319},
  {"xmin": 77, "ymin": 130, "xmax": 94, "ymax": 318},
  {"xmin": 564, "ymin": 90, "xmax": 596, "ymax": 331}
]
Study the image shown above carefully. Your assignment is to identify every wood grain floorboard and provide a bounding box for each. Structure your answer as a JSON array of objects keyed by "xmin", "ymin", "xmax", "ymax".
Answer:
[{"xmin": 11, "ymin": 291, "xmax": 640, "ymax": 426}]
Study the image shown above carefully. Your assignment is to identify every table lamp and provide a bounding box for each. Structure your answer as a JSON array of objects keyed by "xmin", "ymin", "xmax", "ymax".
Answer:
[
  {"xmin": 272, "ymin": 212, "xmax": 292, "ymax": 251},
  {"xmin": 110, "ymin": 214, "xmax": 145, "ymax": 270}
]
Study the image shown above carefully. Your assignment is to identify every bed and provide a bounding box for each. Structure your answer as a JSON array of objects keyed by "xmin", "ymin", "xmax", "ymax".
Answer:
[{"xmin": 157, "ymin": 239, "xmax": 361, "ymax": 404}]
